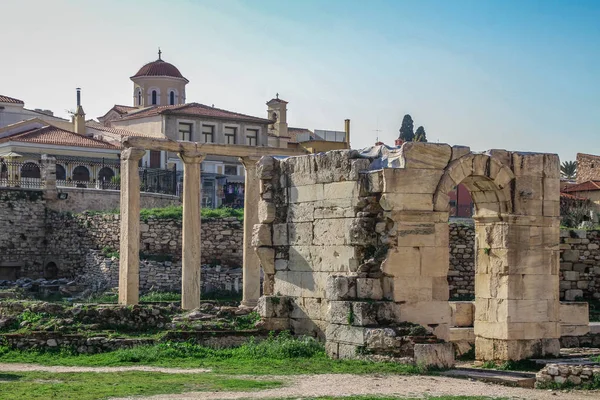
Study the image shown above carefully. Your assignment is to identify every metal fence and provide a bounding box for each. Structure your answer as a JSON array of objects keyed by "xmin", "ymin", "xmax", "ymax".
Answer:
[
  {"xmin": 140, "ymin": 166, "xmax": 177, "ymax": 195},
  {"xmin": 0, "ymin": 159, "xmax": 42, "ymax": 189},
  {"xmin": 0, "ymin": 156, "xmax": 177, "ymax": 196}
]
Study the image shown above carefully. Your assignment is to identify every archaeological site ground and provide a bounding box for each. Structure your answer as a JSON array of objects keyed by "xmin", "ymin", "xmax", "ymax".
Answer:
[{"xmin": 1, "ymin": 141, "xmax": 600, "ymax": 399}]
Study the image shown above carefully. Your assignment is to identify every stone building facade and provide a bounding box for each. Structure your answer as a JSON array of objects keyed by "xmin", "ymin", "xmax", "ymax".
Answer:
[{"xmin": 575, "ymin": 153, "xmax": 600, "ymax": 183}]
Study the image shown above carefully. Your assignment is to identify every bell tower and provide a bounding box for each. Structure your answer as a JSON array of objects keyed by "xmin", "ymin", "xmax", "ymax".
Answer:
[{"xmin": 266, "ymin": 94, "xmax": 288, "ymax": 138}]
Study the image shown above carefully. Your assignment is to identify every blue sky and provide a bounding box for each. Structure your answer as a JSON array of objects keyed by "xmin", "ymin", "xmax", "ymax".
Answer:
[{"xmin": 1, "ymin": 0, "xmax": 598, "ymax": 161}]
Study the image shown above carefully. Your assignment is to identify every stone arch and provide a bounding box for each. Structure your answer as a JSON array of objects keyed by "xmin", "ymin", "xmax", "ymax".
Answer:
[
  {"xmin": 98, "ymin": 166, "xmax": 115, "ymax": 182},
  {"xmin": 44, "ymin": 262, "xmax": 58, "ymax": 279},
  {"xmin": 72, "ymin": 166, "xmax": 90, "ymax": 182},
  {"xmin": 433, "ymin": 153, "xmax": 514, "ymax": 218}
]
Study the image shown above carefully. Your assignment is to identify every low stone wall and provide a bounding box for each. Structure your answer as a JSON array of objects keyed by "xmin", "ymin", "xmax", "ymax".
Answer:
[
  {"xmin": 0, "ymin": 186, "xmax": 243, "ymax": 281},
  {"xmin": 447, "ymin": 223, "xmax": 600, "ymax": 301},
  {"xmin": 536, "ymin": 364, "xmax": 600, "ymax": 388},
  {"xmin": 47, "ymin": 188, "xmax": 180, "ymax": 214},
  {"xmin": 81, "ymin": 250, "xmax": 243, "ymax": 294}
]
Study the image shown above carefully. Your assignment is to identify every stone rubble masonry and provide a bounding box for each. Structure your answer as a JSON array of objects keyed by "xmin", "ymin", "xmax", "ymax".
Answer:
[
  {"xmin": 448, "ymin": 223, "xmax": 600, "ymax": 301},
  {"xmin": 0, "ymin": 188, "xmax": 243, "ymax": 281},
  {"xmin": 254, "ymin": 145, "xmax": 563, "ymax": 363},
  {"xmin": 536, "ymin": 363, "xmax": 600, "ymax": 388},
  {"xmin": 81, "ymin": 250, "xmax": 243, "ymax": 295}
]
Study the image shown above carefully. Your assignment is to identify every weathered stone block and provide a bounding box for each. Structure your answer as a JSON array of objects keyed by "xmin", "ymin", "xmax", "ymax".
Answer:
[
  {"xmin": 450, "ymin": 301, "xmax": 474, "ymax": 327},
  {"xmin": 381, "ymin": 168, "xmax": 443, "ymax": 194},
  {"xmin": 255, "ymin": 247, "xmax": 275, "ymax": 274},
  {"xmin": 414, "ymin": 342, "xmax": 455, "ymax": 368},
  {"xmin": 289, "ymin": 184, "xmax": 324, "ymax": 203},
  {"xmin": 272, "ymin": 223, "xmax": 288, "ymax": 246},
  {"xmin": 356, "ymin": 278, "xmax": 383, "ymax": 300},
  {"xmin": 257, "ymin": 295, "xmax": 293, "ymax": 318},
  {"xmin": 379, "ymin": 193, "xmax": 434, "ymax": 211},
  {"xmin": 325, "ymin": 323, "xmax": 366, "ymax": 345},
  {"xmin": 326, "ymin": 275, "xmax": 357, "ymax": 301},
  {"xmin": 398, "ymin": 142, "xmax": 452, "ymax": 170},
  {"xmin": 251, "ymin": 224, "xmax": 272, "ymax": 247},
  {"xmin": 382, "ymin": 247, "xmax": 420, "ymax": 277},
  {"xmin": 287, "ymin": 203, "xmax": 314, "ymax": 222},
  {"xmin": 288, "ymin": 222, "xmax": 313, "ymax": 245},
  {"xmin": 565, "ymin": 289, "xmax": 583, "ymax": 301},
  {"xmin": 258, "ymin": 201, "xmax": 276, "ymax": 224}
]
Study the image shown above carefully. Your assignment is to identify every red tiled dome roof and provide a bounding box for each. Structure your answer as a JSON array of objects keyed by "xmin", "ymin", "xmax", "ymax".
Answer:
[{"xmin": 131, "ymin": 59, "xmax": 188, "ymax": 81}]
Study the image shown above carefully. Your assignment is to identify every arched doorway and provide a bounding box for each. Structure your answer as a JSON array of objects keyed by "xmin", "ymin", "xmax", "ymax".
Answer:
[
  {"xmin": 44, "ymin": 262, "xmax": 58, "ymax": 279},
  {"xmin": 381, "ymin": 145, "xmax": 562, "ymax": 361},
  {"xmin": 98, "ymin": 167, "xmax": 115, "ymax": 182}
]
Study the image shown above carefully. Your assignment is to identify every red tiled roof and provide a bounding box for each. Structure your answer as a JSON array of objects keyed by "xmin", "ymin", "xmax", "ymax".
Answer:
[
  {"xmin": 119, "ymin": 102, "xmax": 272, "ymax": 124},
  {"xmin": 0, "ymin": 95, "xmax": 24, "ymax": 104},
  {"xmin": 98, "ymin": 104, "xmax": 138, "ymax": 120},
  {"xmin": 86, "ymin": 121, "xmax": 154, "ymax": 138},
  {"xmin": 0, "ymin": 126, "xmax": 119, "ymax": 150},
  {"xmin": 562, "ymin": 180, "xmax": 600, "ymax": 193},
  {"xmin": 560, "ymin": 192, "xmax": 588, "ymax": 201},
  {"xmin": 131, "ymin": 59, "xmax": 188, "ymax": 82}
]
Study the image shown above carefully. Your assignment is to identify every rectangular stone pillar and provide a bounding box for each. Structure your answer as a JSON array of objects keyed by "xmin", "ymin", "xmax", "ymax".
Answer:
[
  {"xmin": 118, "ymin": 148, "xmax": 146, "ymax": 305},
  {"xmin": 179, "ymin": 152, "xmax": 205, "ymax": 310},
  {"xmin": 239, "ymin": 156, "xmax": 261, "ymax": 308}
]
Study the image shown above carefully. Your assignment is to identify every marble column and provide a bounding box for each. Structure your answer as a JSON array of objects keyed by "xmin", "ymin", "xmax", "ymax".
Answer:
[
  {"xmin": 118, "ymin": 148, "xmax": 146, "ymax": 305},
  {"xmin": 239, "ymin": 156, "xmax": 261, "ymax": 308},
  {"xmin": 179, "ymin": 151, "xmax": 205, "ymax": 310}
]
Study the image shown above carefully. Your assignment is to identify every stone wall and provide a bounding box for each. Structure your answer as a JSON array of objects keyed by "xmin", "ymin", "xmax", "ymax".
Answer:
[
  {"xmin": 0, "ymin": 187, "xmax": 243, "ymax": 281},
  {"xmin": 47, "ymin": 187, "xmax": 180, "ymax": 214},
  {"xmin": 448, "ymin": 222, "xmax": 475, "ymax": 299},
  {"xmin": 536, "ymin": 364, "xmax": 600, "ymax": 388},
  {"xmin": 81, "ymin": 250, "xmax": 242, "ymax": 294},
  {"xmin": 575, "ymin": 153, "xmax": 600, "ymax": 183},
  {"xmin": 446, "ymin": 223, "xmax": 600, "ymax": 301}
]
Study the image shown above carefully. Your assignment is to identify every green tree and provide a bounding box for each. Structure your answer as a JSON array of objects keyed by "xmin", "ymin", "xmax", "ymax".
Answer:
[
  {"xmin": 560, "ymin": 161, "xmax": 577, "ymax": 180},
  {"xmin": 414, "ymin": 126, "xmax": 427, "ymax": 142},
  {"xmin": 399, "ymin": 114, "xmax": 414, "ymax": 142}
]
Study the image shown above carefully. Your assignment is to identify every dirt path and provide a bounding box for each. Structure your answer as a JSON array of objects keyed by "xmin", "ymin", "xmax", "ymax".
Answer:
[
  {"xmin": 0, "ymin": 363, "xmax": 211, "ymax": 374},
  {"xmin": 0, "ymin": 364, "xmax": 596, "ymax": 399},
  {"xmin": 121, "ymin": 374, "xmax": 598, "ymax": 400}
]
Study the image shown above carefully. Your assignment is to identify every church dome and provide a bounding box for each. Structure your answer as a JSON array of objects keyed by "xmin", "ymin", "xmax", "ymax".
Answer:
[{"xmin": 131, "ymin": 58, "xmax": 188, "ymax": 82}]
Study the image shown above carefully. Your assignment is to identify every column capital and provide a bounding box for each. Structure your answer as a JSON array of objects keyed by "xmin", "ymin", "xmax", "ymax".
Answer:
[
  {"xmin": 238, "ymin": 156, "xmax": 262, "ymax": 169},
  {"xmin": 179, "ymin": 151, "xmax": 205, "ymax": 164},
  {"xmin": 121, "ymin": 148, "xmax": 146, "ymax": 161}
]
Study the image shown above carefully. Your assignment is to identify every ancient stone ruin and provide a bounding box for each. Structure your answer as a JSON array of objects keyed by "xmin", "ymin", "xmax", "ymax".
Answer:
[{"xmin": 253, "ymin": 143, "xmax": 587, "ymax": 362}]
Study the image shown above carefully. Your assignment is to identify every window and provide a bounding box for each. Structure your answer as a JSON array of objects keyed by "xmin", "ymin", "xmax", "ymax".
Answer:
[
  {"xmin": 178, "ymin": 122, "xmax": 192, "ymax": 141},
  {"xmin": 224, "ymin": 165, "xmax": 238, "ymax": 176},
  {"xmin": 21, "ymin": 162, "xmax": 40, "ymax": 179},
  {"xmin": 55, "ymin": 165, "xmax": 66, "ymax": 180},
  {"xmin": 137, "ymin": 89, "xmax": 142, "ymax": 106},
  {"xmin": 224, "ymin": 126, "xmax": 237, "ymax": 144},
  {"xmin": 72, "ymin": 166, "xmax": 90, "ymax": 182},
  {"xmin": 246, "ymin": 129, "xmax": 259, "ymax": 146},
  {"xmin": 169, "ymin": 91, "xmax": 175, "ymax": 105},
  {"xmin": 151, "ymin": 90, "xmax": 157, "ymax": 105},
  {"xmin": 202, "ymin": 125, "xmax": 215, "ymax": 143}
]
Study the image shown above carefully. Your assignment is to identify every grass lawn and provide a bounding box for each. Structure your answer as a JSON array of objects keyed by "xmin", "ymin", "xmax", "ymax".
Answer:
[
  {"xmin": 0, "ymin": 371, "xmax": 281, "ymax": 400},
  {"xmin": 0, "ymin": 334, "xmax": 421, "ymax": 376}
]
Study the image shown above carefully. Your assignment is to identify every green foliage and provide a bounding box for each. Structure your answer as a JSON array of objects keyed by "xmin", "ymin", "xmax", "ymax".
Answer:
[
  {"xmin": 18, "ymin": 310, "xmax": 45, "ymax": 325},
  {"xmin": 481, "ymin": 359, "xmax": 540, "ymax": 372},
  {"xmin": 483, "ymin": 247, "xmax": 491, "ymax": 255},
  {"xmin": 347, "ymin": 308, "xmax": 355, "ymax": 325},
  {"xmin": 399, "ymin": 114, "xmax": 414, "ymax": 142},
  {"xmin": 139, "ymin": 291, "xmax": 180, "ymax": 303},
  {"xmin": 0, "ymin": 333, "xmax": 420, "ymax": 375},
  {"xmin": 560, "ymin": 160, "xmax": 578, "ymax": 180},
  {"xmin": 78, "ymin": 206, "xmax": 244, "ymax": 222},
  {"xmin": 233, "ymin": 311, "xmax": 261, "ymax": 330},
  {"xmin": 457, "ymin": 345, "xmax": 475, "ymax": 361},
  {"xmin": 101, "ymin": 246, "xmax": 119, "ymax": 259},
  {"xmin": 0, "ymin": 371, "xmax": 282, "ymax": 400},
  {"xmin": 414, "ymin": 126, "xmax": 427, "ymax": 142}
]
